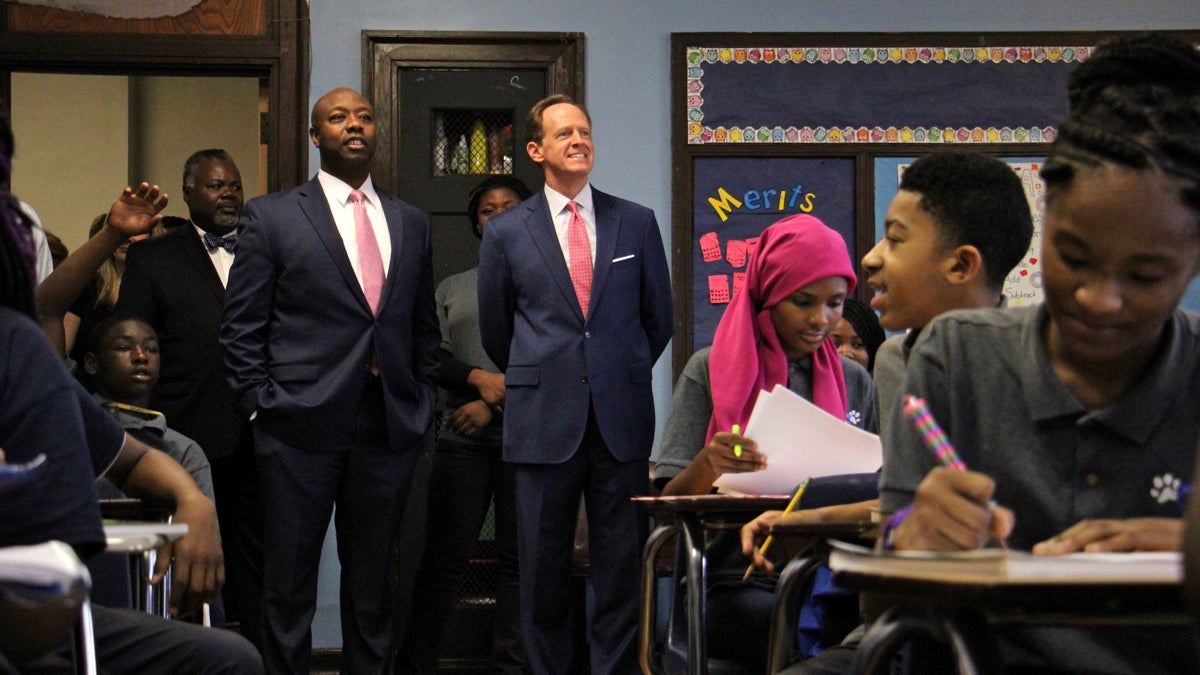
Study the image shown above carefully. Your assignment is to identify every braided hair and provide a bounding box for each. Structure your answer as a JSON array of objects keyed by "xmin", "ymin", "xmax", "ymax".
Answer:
[
  {"xmin": 0, "ymin": 105, "xmax": 37, "ymax": 318},
  {"xmin": 1041, "ymin": 34, "xmax": 1200, "ymax": 219}
]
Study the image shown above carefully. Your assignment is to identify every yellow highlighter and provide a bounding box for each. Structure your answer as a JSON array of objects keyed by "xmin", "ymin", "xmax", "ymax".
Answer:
[{"xmin": 732, "ymin": 424, "xmax": 742, "ymax": 458}]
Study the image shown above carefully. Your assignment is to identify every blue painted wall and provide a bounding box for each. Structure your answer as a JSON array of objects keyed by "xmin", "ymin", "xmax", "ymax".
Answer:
[{"xmin": 306, "ymin": 1, "xmax": 1200, "ymax": 646}]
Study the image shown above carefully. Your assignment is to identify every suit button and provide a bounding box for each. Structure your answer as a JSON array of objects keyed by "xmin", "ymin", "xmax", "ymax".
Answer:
[
  {"xmin": 584, "ymin": 331, "xmax": 591, "ymax": 339},
  {"xmin": 579, "ymin": 374, "xmax": 588, "ymax": 383}
]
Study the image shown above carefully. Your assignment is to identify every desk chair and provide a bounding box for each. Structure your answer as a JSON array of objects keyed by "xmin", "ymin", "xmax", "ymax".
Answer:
[
  {"xmin": 638, "ymin": 495, "xmax": 788, "ymax": 675},
  {"xmin": 762, "ymin": 472, "xmax": 880, "ymax": 673},
  {"xmin": 0, "ymin": 540, "xmax": 98, "ymax": 675}
]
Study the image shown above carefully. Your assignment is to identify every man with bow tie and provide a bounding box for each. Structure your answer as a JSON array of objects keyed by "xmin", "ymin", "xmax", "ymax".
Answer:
[{"xmin": 117, "ymin": 148, "xmax": 264, "ymax": 647}]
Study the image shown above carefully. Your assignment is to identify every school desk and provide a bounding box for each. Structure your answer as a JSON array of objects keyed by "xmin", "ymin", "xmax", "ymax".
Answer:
[
  {"xmin": 635, "ymin": 494, "xmax": 789, "ymax": 675},
  {"xmin": 829, "ymin": 547, "xmax": 1189, "ymax": 675}
]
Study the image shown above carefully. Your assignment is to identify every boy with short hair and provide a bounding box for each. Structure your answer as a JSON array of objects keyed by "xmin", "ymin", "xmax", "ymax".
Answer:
[
  {"xmin": 865, "ymin": 150, "xmax": 1034, "ymax": 433},
  {"xmin": 84, "ymin": 314, "xmax": 215, "ymax": 501},
  {"xmin": 741, "ymin": 150, "xmax": 1034, "ymax": 673},
  {"xmin": 744, "ymin": 149, "xmax": 1035, "ymax": 551}
]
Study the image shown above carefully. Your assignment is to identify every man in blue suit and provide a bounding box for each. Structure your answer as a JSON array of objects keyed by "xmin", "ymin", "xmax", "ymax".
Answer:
[
  {"xmin": 222, "ymin": 87, "xmax": 440, "ymax": 674},
  {"xmin": 478, "ymin": 94, "xmax": 673, "ymax": 674}
]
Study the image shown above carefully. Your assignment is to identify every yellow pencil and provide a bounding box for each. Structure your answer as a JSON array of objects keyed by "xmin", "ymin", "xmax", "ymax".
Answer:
[{"xmin": 743, "ymin": 478, "xmax": 810, "ymax": 580}]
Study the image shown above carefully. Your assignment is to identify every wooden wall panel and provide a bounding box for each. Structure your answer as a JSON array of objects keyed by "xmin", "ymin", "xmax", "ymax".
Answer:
[{"xmin": 6, "ymin": 0, "xmax": 265, "ymax": 36}]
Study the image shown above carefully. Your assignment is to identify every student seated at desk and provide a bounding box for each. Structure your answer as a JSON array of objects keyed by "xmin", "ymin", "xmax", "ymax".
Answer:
[
  {"xmin": 742, "ymin": 150, "xmax": 1035, "ymax": 673},
  {"xmin": 652, "ymin": 214, "xmax": 875, "ymax": 671},
  {"xmin": 84, "ymin": 314, "xmax": 215, "ymax": 502},
  {"xmin": 879, "ymin": 33, "xmax": 1200, "ymax": 674},
  {"xmin": 0, "ymin": 119, "xmax": 260, "ymax": 672}
]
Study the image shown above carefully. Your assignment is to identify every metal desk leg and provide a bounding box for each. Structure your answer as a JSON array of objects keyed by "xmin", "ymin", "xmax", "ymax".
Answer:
[
  {"xmin": 75, "ymin": 597, "xmax": 98, "ymax": 675},
  {"xmin": 132, "ymin": 549, "xmax": 171, "ymax": 618},
  {"xmin": 680, "ymin": 514, "xmax": 707, "ymax": 675},
  {"xmin": 640, "ymin": 522, "xmax": 680, "ymax": 675}
]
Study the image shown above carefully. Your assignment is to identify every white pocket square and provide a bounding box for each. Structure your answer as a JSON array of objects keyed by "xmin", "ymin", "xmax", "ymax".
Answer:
[{"xmin": 612, "ymin": 254, "xmax": 635, "ymax": 263}]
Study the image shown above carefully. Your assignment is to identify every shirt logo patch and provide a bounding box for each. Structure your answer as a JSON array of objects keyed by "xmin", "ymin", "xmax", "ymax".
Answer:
[
  {"xmin": 1150, "ymin": 473, "xmax": 1182, "ymax": 504},
  {"xmin": 846, "ymin": 410, "xmax": 862, "ymax": 426}
]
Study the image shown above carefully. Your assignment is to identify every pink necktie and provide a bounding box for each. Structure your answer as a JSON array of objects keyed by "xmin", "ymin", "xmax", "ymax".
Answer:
[
  {"xmin": 350, "ymin": 190, "xmax": 384, "ymax": 314},
  {"xmin": 566, "ymin": 200, "xmax": 593, "ymax": 318}
]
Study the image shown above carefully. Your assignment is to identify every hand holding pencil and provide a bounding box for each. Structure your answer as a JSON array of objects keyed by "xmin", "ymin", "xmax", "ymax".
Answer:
[
  {"xmin": 742, "ymin": 478, "xmax": 810, "ymax": 579},
  {"xmin": 700, "ymin": 426, "xmax": 764, "ymax": 477},
  {"xmin": 895, "ymin": 395, "xmax": 1014, "ymax": 551}
]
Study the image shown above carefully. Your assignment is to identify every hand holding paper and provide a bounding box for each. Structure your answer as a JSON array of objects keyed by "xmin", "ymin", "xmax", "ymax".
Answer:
[{"xmin": 712, "ymin": 384, "xmax": 882, "ymax": 495}]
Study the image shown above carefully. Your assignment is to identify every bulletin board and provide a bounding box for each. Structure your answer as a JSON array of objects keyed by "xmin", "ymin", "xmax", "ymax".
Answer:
[
  {"xmin": 670, "ymin": 30, "xmax": 1200, "ymax": 377},
  {"xmin": 874, "ymin": 157, "xmax": 1047, "ymax": 309}
]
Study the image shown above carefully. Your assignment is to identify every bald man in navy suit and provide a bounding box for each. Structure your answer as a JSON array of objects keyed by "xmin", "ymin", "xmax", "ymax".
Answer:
[
  {"xmin": 222, "ymin": 88, "xmax": 439, "ymax": 674},
  {"xmin": 478, "ymin": 94, "xmax": 673, "ymax": 674}
]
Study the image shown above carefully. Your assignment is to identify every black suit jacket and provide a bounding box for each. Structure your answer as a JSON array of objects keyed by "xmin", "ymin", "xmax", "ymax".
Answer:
[{"xmin": 117, "ymin": 225, "xmax": 243, "ymax": 460}]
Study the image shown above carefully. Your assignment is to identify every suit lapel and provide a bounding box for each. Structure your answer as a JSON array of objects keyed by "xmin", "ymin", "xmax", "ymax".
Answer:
[
  {"xmin": 525, "ymin": 193, "xmax": 585, "ymax": 321},
  {"xmin": 588, "ymin": 189, "xmax": 620, "ymax": 317},
  {"xmin": 297, "ymin": 179, "xmax": 372, "ymax": 314},
  {"xmin": 376, "ymin": 190, "xmax": 405, "ymax": 314},
  {"xmin": 175, "ymin": 226, "xmax": 225, "ymax": 302}
]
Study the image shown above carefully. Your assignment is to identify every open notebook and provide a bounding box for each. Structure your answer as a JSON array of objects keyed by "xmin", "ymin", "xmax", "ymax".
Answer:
[{"xmin": 828, "ymin": 540, "xmax": 1181, "ymax": 585}]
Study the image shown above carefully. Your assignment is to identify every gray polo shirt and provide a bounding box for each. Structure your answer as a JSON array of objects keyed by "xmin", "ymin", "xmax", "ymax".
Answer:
[
  {"xmin": 871, "ymin": 332, "xmax": 917, "ymax": 452},
  {"xmin": 879, "ymin": 304, "xmax": 1200, "ymax": 675}
]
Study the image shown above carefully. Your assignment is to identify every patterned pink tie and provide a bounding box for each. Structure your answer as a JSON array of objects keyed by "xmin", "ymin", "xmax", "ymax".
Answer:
[
  {"xmin": 350, "ymin": 190, "xmax": 384, "ymax": 315},
  {"xmin": 566, "ymin": 200, "xmax": 593, "ymax": 318}
]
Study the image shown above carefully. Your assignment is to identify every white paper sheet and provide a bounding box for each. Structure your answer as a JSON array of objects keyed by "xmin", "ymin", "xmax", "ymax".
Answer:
[{"xmin": 712, "ymin": 384, "xmax": 882, "ymax": 495}]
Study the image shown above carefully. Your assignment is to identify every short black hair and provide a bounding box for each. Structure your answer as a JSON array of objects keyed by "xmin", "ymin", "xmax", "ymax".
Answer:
[
  {"xmin": 182, "ymin": 148, "xmax": 236, "ymax": 190},
  {"xmin": 1042, "ymin": 33, "xmax": 1200, "ymax": 225},
  {"xmin": 466, "ymin": 175, "xmax": 533, "ymax": 236},
  {"xmin": 86, "ymin": 313, "xmax": 156, "ymax": 357},
  {"xmin": 839, "ymin": 297, "xmax": 886, "ymax": 372},
  {"xmin": 899, "ymin": 150, "xmax": 1034, "ymax": 291}
]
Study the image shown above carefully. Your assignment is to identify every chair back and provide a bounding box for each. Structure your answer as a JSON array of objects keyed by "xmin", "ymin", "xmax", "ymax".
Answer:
[{"xmin": 0, "ymin": 541, "xmax": 94, "ymax": 671}]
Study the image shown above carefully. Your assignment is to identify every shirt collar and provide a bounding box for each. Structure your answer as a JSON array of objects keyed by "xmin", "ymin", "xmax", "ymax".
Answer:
[
  {"xmin": 544, "ymin": 183, "xmax": 593, "ymax": 217},
  {"xmin": 1020, "ymin": 305, "xmax": 1187, "ymax": 443},
  {"xmin": 317, "ymin": 169, "xmax": 380, "ymax": 208},
  {"xmin": 93, "ymin": 394, "xmax": 168, "ymax": 434}
]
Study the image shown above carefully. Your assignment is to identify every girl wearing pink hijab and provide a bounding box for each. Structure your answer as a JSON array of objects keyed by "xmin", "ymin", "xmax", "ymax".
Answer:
[{"xmin": 651, "ymin": 213, "xmax": 876, "ymax": 671}]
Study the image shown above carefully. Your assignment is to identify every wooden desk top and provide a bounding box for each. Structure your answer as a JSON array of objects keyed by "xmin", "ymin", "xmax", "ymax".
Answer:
[{"xmin": 633, "ymin": 494, "xmax": 790, "ymax": 514}]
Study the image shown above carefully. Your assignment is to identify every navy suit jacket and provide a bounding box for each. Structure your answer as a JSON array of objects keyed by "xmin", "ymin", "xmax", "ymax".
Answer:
[
  {"xmin": 478, "ymin": 188, "xmax": 672, "ymax": 463},
  {"xmin": 221, "ymin": 177, "xmax": 440, "ymax": 453},
  {"xmin": 118, "ymin": 226, "xmax": 243, "ymax": 460}
]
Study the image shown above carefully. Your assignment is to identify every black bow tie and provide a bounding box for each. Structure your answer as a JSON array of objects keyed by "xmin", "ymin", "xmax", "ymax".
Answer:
[{"xmin": 203, "ymin": 231, "xmax": 238, "ymax": 254}]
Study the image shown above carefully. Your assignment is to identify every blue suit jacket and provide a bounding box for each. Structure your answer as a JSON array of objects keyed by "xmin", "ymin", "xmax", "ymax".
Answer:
[
  {"xmin": 478, "ymin": 188, "xmax": 672, "ymax": 463},
  {"xmin": 221, "ymin": 177, "xmax": 440, "ymax": 453}
]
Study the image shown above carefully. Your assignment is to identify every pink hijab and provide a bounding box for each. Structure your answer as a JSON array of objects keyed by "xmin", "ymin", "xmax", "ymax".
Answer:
[{"xmin": 706, "ymin": 214, "xmax": 857, "ymax": 443}]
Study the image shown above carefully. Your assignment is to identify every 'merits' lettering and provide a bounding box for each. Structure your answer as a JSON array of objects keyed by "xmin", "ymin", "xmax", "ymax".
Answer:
[{"xmin": 708, "ymin": 183, "xmax": 817, "ymax": 221}]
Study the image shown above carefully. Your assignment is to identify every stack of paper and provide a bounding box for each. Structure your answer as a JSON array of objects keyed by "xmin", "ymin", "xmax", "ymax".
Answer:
[
  {"xmin": 713, "ymin": 384, "xmax": 882, "ymax": 496},
  {"xmin": 828, "ymin": 540, "xmax": 1182, "ymax": 585}
]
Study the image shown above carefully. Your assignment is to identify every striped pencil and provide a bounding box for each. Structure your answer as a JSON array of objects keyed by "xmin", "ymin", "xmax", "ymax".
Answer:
[{"xmin": 901, "ymin": 394, "xmax": 965, "ymax": 471}]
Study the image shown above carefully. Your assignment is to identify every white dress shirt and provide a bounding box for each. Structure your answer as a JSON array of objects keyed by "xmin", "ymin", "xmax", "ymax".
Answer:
[
  {"xmin": 194, "ymin": 223, "xmax": 236, "ymax": 287},
  {"xmin": 544, "ymin": 183, "xmax": 596, "ymax": 267},
  {"xmin": 316, "ymin": 170, "xmax": 392, "ymax": 292}
]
